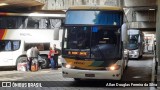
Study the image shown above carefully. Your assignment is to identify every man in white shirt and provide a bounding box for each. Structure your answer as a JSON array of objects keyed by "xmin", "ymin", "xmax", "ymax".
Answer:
[
  {"xmin": 26, "ymin": 47, "xmax": 34, "ymax": 71},
  {"xmin": 27, "ymin": 46, "xmax": 40, "ymax": 71},
  {"xmin": 32, "ymin": 46, "xmax": 39, "ymax": 58}
]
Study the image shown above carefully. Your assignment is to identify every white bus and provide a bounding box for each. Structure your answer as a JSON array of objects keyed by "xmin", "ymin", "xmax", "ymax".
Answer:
[
  {"xmin": 61, "ymin": 6, "xmax": 129, "ymax": 80},
  {"xmin": 127, "ymin": 29, "xmax": 144, "ymax": 59},
  {"xmin": 0, "ymin": 11, "xmax": 65, "ymax": 69}
]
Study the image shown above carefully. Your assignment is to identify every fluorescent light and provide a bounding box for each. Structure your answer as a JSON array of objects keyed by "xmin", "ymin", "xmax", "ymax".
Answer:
[
  {"xmin": 149, "ymin": 9, "xmax": 155, "ymax": 11},
  {"xmin": 29, "ymin": 13, "xmax": 65, "ymax": 17},
  {"xmin": 0, "ymin": 3, "xmax": 8, "ymax": 6}
]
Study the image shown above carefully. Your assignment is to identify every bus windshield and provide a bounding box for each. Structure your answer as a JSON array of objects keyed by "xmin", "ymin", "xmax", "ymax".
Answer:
[
  {"xmin": 65, "ymin": 11, "xmax": 121, "ymax": 26},
  {"xmin": 63, "ymin": 26, "xmax": 121, "ymax": 60},
  {"xmin": 66, "ymin": 26, "xmax": 119, "ymax": 49},
  {"xmin": 128, "ymin": 34, "xmax": 139, "ymax": 50}
]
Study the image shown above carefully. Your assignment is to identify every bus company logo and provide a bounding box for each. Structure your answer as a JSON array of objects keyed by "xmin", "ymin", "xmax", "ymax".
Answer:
[
  {"xmin": 74, "ymin": 62, "xmax": 85, "ymax": 65},
  {"xmin": 20, "ymin": 33, "xmax": 32, "ymax": 36},
  {"xmin": 2, "ymin": 82, "xmax": 11, "ymax": 87}
]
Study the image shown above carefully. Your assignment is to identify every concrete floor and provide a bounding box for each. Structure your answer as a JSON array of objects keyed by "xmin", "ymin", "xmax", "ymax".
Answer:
[{"xmin": 0, "ymin": 53, "xmax": 154, "ymax": 90}]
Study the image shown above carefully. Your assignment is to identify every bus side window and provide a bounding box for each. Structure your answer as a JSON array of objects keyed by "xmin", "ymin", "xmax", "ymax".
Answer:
[
  {"xmin": 5, "ymin": 41, "xmax": 12, "ymax": 51},
  {"xmin": 16, "ymin": 17, "xmax": 26, "ymax": 29},
  {"xmin": 0, "ymin": 17, "xmax": 6, "ymax": 29},
  {"xmin": 27, "ymin": 17, "xmax": 39, "ymax": 29},
  {"xmin": 7, "ymin": 17, "xmax": 16, "ymax": 29},
  {"xmin": 24, "ymin": 18, "xmax": 28, "ymax": 29},
  {"xmin": 50, "ymin": 19, "xmax": 61, "ymax": 29},
  {"xmin": 34, "ymin": 23, "xmax": 39, "ymax": 29},
  {"xmin": 13, "ymin": 41, "xmax": 20, "ymax": 51},
  {"xmin": 39, "ymin": 18, "xmax": 49, "ymax": 29},
  {"xmin": 0, "ymin": 41, "xmax": 5, "ymax": 51}
]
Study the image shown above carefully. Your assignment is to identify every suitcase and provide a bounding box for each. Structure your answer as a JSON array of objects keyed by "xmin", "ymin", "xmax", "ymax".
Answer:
[
  {"xmin": 31, "ymin": 64, "xmax": 38, "ymax": 72},
  {"xmin": 17, "ymin": 62, "xmax": 27, "ymax": 71},
  {"xmin": 31, "ymin": 59, "xmax": 39, "ymax": 72}
]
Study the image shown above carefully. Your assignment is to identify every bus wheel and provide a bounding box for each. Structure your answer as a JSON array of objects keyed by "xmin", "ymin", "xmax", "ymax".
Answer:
[
  {"xmin": 139, "ymin": 55, "xmax": 143, "ymax": 59},
  {"xmin": 16, "ymin": 57, "xmax": 27, "ymax": 70},
  {"xmin": 40, "ymin": 56, "xmax": 49, "ymax": 69}
]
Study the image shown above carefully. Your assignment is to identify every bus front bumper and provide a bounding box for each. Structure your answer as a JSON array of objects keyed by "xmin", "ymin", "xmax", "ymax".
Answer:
[
  {"xmin": 62, "ymin": 67, "xmax": 122, "ymax": 80},
  {"xmin": 129, "ymin": 50, "xmax": 139, "ymax": 58},
  {"xmin": 129, "ymin": 54, "xmax": 139, "ymax": 58}
]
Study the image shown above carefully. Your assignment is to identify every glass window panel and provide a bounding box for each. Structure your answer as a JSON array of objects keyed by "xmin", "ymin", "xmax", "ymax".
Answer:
[
  {"xmin": 0, "ymin": 16, "xmax": 63, "ymax": 29},
  {"xmin": 66, "ymin": 11, "xmax": 121, "ymax": 25},
  {"xmin": 24, "ymin": 43, "xmax": 50, "ymax": 51},
  {"xmin": 39, "ymin": 18, "xmax": 49, "ymax": 29},
  {"xmin": 0, "ymin": 41, "xmax": 6, "ymax": 51},
  {"xmin": 27, "ymin": 17, "xmax": 40, "ymax": 29},
  {"xmin": 50, "ymin": 19, "xmax": 61, "ymax": 29},
  {"xmin": 13, "ymin": 41, "xmax": 20, "ymax": 50},
  {"xmin": 0, "ymin": 17, "xmax": 6, "ymax": 29},
  {"xmin": 7, "ymin": 17, "xmax": 16, "ymax": 29},
  {"xmin": 5, "ymin": 41, "xmax": 12, "ymax": 51}
]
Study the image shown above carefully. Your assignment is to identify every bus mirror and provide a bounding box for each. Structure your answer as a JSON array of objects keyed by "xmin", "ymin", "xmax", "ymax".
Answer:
[{"xmin": 121, "ymin": 23, "xmax": 127, "ymax": 42}]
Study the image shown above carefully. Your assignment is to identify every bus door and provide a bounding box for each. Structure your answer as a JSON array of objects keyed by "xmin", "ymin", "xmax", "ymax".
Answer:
[{"xmin": 0, "ymin": 40, "xmax": 13, "ymax": 66}]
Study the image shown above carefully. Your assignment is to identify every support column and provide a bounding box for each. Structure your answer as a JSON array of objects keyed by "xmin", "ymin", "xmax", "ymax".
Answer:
[{"xmin": 156, "ymin": 0, "xmax": 160, "ymax": 65}]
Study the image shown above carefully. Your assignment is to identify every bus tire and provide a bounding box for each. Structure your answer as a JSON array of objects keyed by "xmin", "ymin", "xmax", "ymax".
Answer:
[
  {"xmin": 139, "ymin": 55, "xmax": 143, "ymax": 59},
  {"xmin": 16, "ymin": 57, "xmax": 27, "ymax": 70},
  {"xmin": 40, "ymin": 56, "xmax": 49, "ymax": 69}
]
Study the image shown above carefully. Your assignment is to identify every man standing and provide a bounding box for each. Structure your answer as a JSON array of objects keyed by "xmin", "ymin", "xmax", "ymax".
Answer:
[
  {"xmin": 32, "ymin": 46, "xmax": 39, "ymax": 59},
  {"xmin": 32, "ymin": 46, "xmax": 40, "ymax": 71},
  {"xmin": 26, "ymin": 46, "xmax": 39, "ymax": 71},
  {"xmin": 53, "ymin": 44, "xmax": 59, "ymax": 69},
  {"xmin": 48, "ymin": 47, "xmax": 55, "ymax": 70},
  {"xmin": 26, "ymin": 47, "xmax": 34, "ymax": 71}
]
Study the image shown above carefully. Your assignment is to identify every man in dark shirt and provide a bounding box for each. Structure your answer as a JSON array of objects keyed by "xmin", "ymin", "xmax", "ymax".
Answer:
[{"xmin": 53, "ymin": 44, "xmax": 59, "ymax": 69}]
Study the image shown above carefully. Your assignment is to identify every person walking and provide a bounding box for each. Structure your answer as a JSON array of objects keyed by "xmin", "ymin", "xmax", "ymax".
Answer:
[
  {"xmin": 48, "ymin": 47, "xmax": 55, "ymax": 70},
  {"xmin": 53, "ymin": 44, "xmax": 59, "ymax": 69}
]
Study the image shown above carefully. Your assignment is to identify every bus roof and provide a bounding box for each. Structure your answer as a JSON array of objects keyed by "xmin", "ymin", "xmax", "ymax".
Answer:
[{"xmin": 68, "ymin": 5, "xmax": 123, "ymax": 11}]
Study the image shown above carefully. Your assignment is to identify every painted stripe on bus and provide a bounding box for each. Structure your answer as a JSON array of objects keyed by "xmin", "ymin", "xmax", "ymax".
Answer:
[
  {"xmin": 64, "ymin": 58, "xmax": 104, "ymax": 70},
  {"xmin": 0, "ymin": 29, "xmax": 7, "ymax": 40},
  {"xmin": 0, "ymin": 12, "xmax": 7, "ymax": 16}
]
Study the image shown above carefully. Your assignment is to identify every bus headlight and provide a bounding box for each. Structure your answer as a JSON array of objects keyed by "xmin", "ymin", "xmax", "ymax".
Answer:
[
  {"xmin": 108, "ymin": 64, "xmax": 120, "ymax": 71},
  {"xmin": 66, "ymin": 64, "xmax": 72, "ymax": 68},
  {"xmin": 133, "ymin": 50, "xmax": 139, "ymax": 55},
  {"xmin": 62, "ymin": 63, "xmax": 75, "ymax": 69}
]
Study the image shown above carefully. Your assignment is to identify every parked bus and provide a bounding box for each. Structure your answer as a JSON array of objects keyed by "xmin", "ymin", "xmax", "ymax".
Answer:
[
  {"xmin": 61, "ymin": 6, "xmax": 129, "ymax": 80},
  {"xmin": 0, "ymin": 11, "xmax": 65, "ymax": 69},
  {"xmin": 127, "ymin": 29, "xmax": 144, "ymax": 59}
]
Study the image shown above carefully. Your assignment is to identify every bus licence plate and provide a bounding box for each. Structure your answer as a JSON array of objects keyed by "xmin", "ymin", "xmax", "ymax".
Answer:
[{"xmin": 85, "ymin": 74, "xmax": 95, "ymax": 77}]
